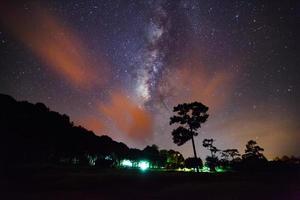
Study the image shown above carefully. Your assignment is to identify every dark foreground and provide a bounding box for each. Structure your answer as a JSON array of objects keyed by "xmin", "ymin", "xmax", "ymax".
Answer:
[{"xmin": 1, "ymin": 168, "xmax": 299, "ymax": 200}]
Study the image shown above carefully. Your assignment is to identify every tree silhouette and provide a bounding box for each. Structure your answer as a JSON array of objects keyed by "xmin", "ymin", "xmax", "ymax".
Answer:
[
  {"xmin": 170, "ymin": 102, "xmax": 209, "ymax": 172},
  {"xmin": 164, "ymin": 149, "xmax": 185, "ymax": 169},
  {"xmin": 240, "ymin": 140, "xmax": 268, "ymax": 170},
  {"xmin": 0, "ymin": 93, "xmax": 131, "ymax": 168},
  {"xmin": 185, "ymin": 157, "xmax": 203, "ymax": 170},
  {"xmin": 203, "ymin": 139, "xmax": 220, "ymax": 158},
  {"xmin": 221, "ymin": 149, "xmax": 241, "ymax": 169},
  {"xmin": 242, "ymin": 140, "xmax": 266, "ymax": 161},
  {"xmin": 143, "ymin": 144, "xmax": 160, "ymax": 167},
  {"xmin": 222, "ymin": 149, "xmax": 240, "ymax": 161},
  {"xmin": 203, "ymin": 139, "xmax": 220, "ymax": 171}
]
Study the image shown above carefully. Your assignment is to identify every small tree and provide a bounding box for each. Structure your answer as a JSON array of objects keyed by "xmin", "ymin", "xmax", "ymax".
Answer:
[
  {"xmin": 222, "ymin": 149, "xmax": 240, "ymax": 161},
  {"xmin": 143, "ymin": 145, "xmax": 160, "ymax": 167},
  {"xmin": 203, "ymin": 139, "xmax": 220, "ymax": 171},
  {"xmin": 166, "ymin": 150, "xmax": 185, "ymax": 169},
  {"xmin": 185, "ymin": 157, "xmax": 203, "ymax": 170},
  {"xmin": 221, "ymin": 149, "xmax": 241, "ymax": 169},
  {"xmin": 170, "ymin": 102, "xmax": 209, "ymax": 172},
  {"xmin": 242, "ymin": 140, "xmax": 266, "ymax": 161},
  {"xmin": 203, "ymin": 139, "xmax": 220, "ymax": 158},
  {"xmin": 241, "ymin": 140, "xmax": 267, "ymax": 170},
  {"xmin": 158, "ymin": 150, "xmax": 168, "ymax": 168}
]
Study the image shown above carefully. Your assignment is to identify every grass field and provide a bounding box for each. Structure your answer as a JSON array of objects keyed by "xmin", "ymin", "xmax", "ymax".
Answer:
[{"xmin": 1, "ymin": 168, "xmax": 299, "ymax": 200}]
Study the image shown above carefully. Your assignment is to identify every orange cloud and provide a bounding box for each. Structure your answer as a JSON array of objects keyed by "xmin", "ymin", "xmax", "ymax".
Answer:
[
  {"xmin": 77, "ymin": 116, "xmax": 106, "ymax": 134},
  {"xmin": 158, "ymin": 54, "xmax": 235, "ymax": 112},
  {"xmin": 99, "ymin": 92, "xmax": 153, "ymax": 142},
  {"xmin": 0, "ymin": 2, "xmax": 108, "ymax": 88}
]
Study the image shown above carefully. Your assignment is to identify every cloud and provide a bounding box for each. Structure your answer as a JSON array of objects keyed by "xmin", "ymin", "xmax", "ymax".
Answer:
[
  {"xmin": 158, "ymin": 54, "xmax": 235, "ymax": 112},
  {"xmin": 99, "ymin": 92, "xmax": 154, "ymax": 142},
  {"xmin": 0, "ymin": 2, "xmax": 109, "ymax": 89},
  {"xmin": 77, "ymin": 116, "xmax": 107, "ymax": 134}
]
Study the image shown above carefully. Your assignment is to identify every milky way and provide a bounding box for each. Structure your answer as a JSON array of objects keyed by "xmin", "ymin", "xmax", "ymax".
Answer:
[
  {"xmin": 0, "ymin": 0, "xmax": 298, "ymax": 159},
  {"xmin": 134, "ymin": 1, "xmax": 170, "ymax": 105}
]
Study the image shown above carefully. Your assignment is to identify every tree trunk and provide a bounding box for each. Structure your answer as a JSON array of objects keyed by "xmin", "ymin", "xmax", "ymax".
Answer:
[{"xmin": 191, "ymin": 135, "xmax": 199, "ymax": 172}]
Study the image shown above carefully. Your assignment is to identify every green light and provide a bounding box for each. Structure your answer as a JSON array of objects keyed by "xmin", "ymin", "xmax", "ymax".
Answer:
[
  {"xmin": 138, "ymin": 161, "xmax": 149, "ymax": 170},
  {"xmin": 215, "ymin": 166, "xmax": 225, "ymax": 173},
  {"xmin": 201, "ymin": 165, "xmax": 210, "ymax": 172},
  {"xmin": 121, "ymin": 159, "xmax": 133, "ymax": 167}
]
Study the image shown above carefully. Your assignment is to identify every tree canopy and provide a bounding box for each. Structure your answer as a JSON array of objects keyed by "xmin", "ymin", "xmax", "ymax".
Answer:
[
  {"xmin": 170, "ymin": 102, "xmax": 209, "ymax": 172},
  {"xmin": 242, "ymin": 140, "xmax": 266, "ymax": 161}
]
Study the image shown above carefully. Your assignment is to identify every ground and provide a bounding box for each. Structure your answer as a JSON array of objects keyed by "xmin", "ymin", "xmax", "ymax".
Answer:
[{"xmin": 1, "ymin": 168, "xmax": 299, "ymax": 200}]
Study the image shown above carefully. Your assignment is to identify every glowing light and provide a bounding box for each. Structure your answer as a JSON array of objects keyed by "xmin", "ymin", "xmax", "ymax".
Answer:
[
  {"xmin": 121, "ymin": 159, "xmax": 133, "ymax": 167},
  {"xmin": 138, "ymin": 161, "xmax": 150, "ymax": 170},
  {"xmin": 105, "ymin": 156, "xmax": 112, "ymax": 160},
  {"xmin": 176, "ymin": 168, "xmax": 194, "ymax": 172},
  {"xmin": 215, "ymin": 166, "xmax": 226, "ymax": 173},
  {"xmin": 201, "ymin": 165, "xmax": 210, "ymax": 172}
]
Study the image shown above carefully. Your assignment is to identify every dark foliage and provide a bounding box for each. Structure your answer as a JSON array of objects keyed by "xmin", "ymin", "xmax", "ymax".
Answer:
[
  {"xmin": 220, "ymin": 149, "xmax": 241, "ymax": 168},
  {"xmin": 142, "ymin": 145, "xmax": 160, "ymax": 167},
  {"xmin": 164, "ymin": 149, "xmax": 185, "ymax": 169},
  {"xmin": 222, "ymin": 149, "xmax": 240, "ymax": 161},
  {"xmin": 170, "ymin": 102, "xmax": 209, "ymax": 146},
  {"xmin": 242, "ymin": 140, "xmax": 266, "ymax": 161},
  {"xmin": 0, "ymin": 94, "xmax": 188, "ymax": 171},
  {"xmin": 203, "ymin": 139, "xmax": 220, "ymax": 158},
  {"xmin": 170, "ymin": 102, "xmax": 208, "ymax": 172},
  {"xmin": 236, "ymin": 140, "xmax": 268, "ymax": 171},
  {"xmin": 202, "ymin": 138, "xmax": 221, "ymax": 171},
  {"xmin": 205, "ymin": 156, "xmax": 219, "ymax": 171},
  {"xmin": 184, "ymin": 157, "xmax": 203, "ymax": 169},
  {"xmin": 2, "ymin": 94, "xmax": 298, "ymax": 173},
  {"xmin": 0, "ymin": 94, "xmax": 126, "ymax": 168}
]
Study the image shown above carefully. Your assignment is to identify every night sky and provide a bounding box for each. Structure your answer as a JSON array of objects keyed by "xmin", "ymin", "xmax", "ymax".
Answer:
[{"xmin": 0, "ymin": 0, "xmax": 298, "ymax": 159}]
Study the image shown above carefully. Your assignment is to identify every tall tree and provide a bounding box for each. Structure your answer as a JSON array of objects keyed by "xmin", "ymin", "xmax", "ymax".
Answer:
[{"xmin": 170, "ymin": 102, "xmax": 209, "ymax": 171}]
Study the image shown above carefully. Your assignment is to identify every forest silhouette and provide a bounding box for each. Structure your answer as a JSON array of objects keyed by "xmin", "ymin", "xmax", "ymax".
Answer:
[{"xmin": 0, "ymin": 93, "xmax": 299, "ymax": 173}]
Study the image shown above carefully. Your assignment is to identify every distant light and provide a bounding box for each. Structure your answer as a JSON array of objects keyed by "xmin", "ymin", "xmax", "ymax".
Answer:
[
  {"xmin": 215, "ymin": 166, "xmax": 226, "ymax": 173},
  {"xmin": 138, "ymin": 161, "xmax": 149, "ymax": 170},
  {"xmin": 121, "ymin": 159, "xmax": 133, "ymax": 167},
  {"xmin": 105, "ymin": 156, "xmax": 112, "ymax": 160},
  {"xmin": 201, "ymin": 165, "xmax": 210, "ymax": 172},
  {"xmin": 176, "ymin": 168, "xmax": 193, "ymax": 172}
]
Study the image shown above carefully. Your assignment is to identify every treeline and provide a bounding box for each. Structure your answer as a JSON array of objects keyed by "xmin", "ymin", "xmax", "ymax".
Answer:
[
  {"xmin": 0, "ymin": 94, "xmax": 299, "ymax": 172},
  {"xmin": 196, "ymin": 139, "xmax": 298, "ymax": 172},
  {"xmin": 0, "ymin": 94, "xmax": 184, "ymax": 170},
  {"xmin": 184, "ymin": 139, "xmax": 300, "ymax": 172},
  {"xmin": 169, "ymin": 101, "xmax": 300, "ymax": 172}
]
